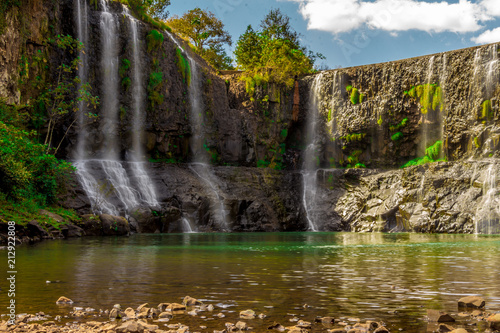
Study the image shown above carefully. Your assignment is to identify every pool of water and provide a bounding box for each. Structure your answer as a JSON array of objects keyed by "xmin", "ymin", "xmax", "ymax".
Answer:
[{"xmin": 1, "ymin": 232, "xmax": 500, "ymax": 332}]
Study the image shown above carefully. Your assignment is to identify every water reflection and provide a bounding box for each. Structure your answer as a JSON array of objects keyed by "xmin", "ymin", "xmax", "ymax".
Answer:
[{"xmin": 1, "ymin": 233, "xmax": 500, "ymax": 332}]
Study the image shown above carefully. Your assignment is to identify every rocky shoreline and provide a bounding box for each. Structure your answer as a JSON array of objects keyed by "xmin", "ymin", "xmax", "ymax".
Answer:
[{"xmin": 1, "ymin": 296, "xmax": 499, "ymax": 333}]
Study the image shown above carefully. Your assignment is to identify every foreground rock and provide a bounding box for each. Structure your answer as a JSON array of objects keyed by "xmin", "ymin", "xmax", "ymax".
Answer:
[{"xmin": 458, "ymin": 296, "xmax": 485, "ymax": 309}]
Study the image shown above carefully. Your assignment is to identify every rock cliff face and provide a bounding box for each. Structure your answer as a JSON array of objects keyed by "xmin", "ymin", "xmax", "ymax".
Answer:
[{"xmin": 1, "ymin": 0, "xmax": 500, "ymax": 234}]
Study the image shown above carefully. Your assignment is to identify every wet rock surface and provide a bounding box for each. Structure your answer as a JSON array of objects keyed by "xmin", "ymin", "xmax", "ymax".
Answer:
[{"xmin": 3, "ymin": 295, "xmax": 499, "ymax": 333}]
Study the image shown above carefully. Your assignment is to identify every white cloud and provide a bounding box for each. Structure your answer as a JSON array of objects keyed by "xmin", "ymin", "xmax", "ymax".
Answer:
[
  {"xmin": 481, "ymin": 0, "xmax": 500, "ymax": 16},
  {"xmin": 472, "ymin": 27, "xmax": 500, "ymax": 44},
  {"xmin": 285, "ymin": 0, "xmax": 495, "ymax": 35}
]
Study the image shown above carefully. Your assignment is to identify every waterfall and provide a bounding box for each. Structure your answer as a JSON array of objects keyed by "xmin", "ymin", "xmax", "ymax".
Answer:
[
  {"xmin": 475, "ymin": 163, "xmax": 500, "ymax": 234},
  {"xmin": 73, "ymin": 1, "xmax": 158, "ymax": 217},
  {"xmin": 187, "ymin": 58, "xmax": 205, "ymax": 160},
  {"xmin": 163, "ymin": 31, "xmax": 229, "ymax": 231},
  {"xmin": 182, "ymin": 217, "xmax": 196, "ymax": 233},
  {"xmin": 302, "ymin": 74, "xmax": 324, "ymax": 232},
  {"xmin": 189, "ymin": 163, "xmax": 229, "ymax": 231},
  {"xmin": 125, "ymin": 7, "xmax": 159, "ymax": 208},
  {"xmin": 486, "ymin": 44, "xmax": 498, "ymax": 98},
  {"xmin": 420, "ymin": 56, "xmax": 435, "ymax": 156},
  {"xmin": 99, "ymin": 0, "xmax": 120, "ymax": 159},
  {"xmin": 75, "ymin": 0, "xmax": 89, "ymax": 160}
]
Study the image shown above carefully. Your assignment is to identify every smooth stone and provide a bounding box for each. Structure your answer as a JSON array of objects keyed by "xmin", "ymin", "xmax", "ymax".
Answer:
[
  {"xmin": 56, "ymin": 296, "xmax": 73, "ymax": 304},
  {"xmin": 239, "ymin": 309, "xmax": 255, "ymax": 319},
  {"xmin": 167, "ymin": 303, "xmax": 186, "ymax": 311},
  {"xmin": 183, "ymin": 296, "xmax": 202, "ymax": 306},
  {"xmin": 158, "ymin": 303, "xmax": 170, "ymax": 312},
  {"xmin": 438, "ymin": 323, "xmax": 456, "ymax": 332},
  {"xmin": 458, "ymin": 296, "xmax": 485, "ymax": 309},
  {"xmin": 159, "ymin": 312, "xmax": 173, "ymax": 319},
  {"xmin": 109, "ymin": 308, "xmax": 122, "ymax": 320},
  {"xmin": 137, "ymin": 303, "xmax": 148, "ymax": 312},
  {"xmin": 296, "ymin": 320, "xmax": 312, "ymax": 329},
  {"xmin": 449, "ymin": 330, "xmax": 468, "ymax": 333},
  {"xmin": 207, "ymin": 304, "xmax": 215, "ymax": 311},
  {"xmin": 258, "ymin": 313, "xmax": 266, "ymax": 319},
  {"xmin": 124, "ymin": 308, "xmax": 136, "ymax": 319},
  {"xmin": 487, "ymin": 313, "xmax": 500, "ymax": 330},
  {"xmin": 235, "ymin": 321, "xmax": 247, "ymax": 330},
  {"xmin": 427, "ymin": 309, "xmax": 456, "ymax": 322},
  {"xmin": 268, "ymin": 322, "xmax": 285, "ymax": 331},
  {"xmin": 373, "ymin": 326, "xmax": 390, "ymax": 333},
  {"xmin": 115, "ymin": 321, "xmax": 144, "ymax": 333}
]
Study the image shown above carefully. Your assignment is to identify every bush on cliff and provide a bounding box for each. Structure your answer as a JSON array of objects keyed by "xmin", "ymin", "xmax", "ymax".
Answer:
[
  {"xmin": 235, "ymin": 9, "xmax": 324, "ymax": 88},
  {"xmin": 0, "ymin": 121, "xmax": 73, "ymax": 206}
]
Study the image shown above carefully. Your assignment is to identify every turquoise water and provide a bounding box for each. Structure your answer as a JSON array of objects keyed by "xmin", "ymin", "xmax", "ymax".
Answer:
[{"xmin": 1, "ymin": 232, "xmax": 500, "ymax": 332}]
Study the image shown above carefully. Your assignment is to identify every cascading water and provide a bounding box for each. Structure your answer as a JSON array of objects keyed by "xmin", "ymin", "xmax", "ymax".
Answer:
[
  {"xmin": 75, "ymin": 0, "xmax": 89, "ymax": 159},
  {"xmin": 165, "ymin": 31, "xmax": 229, "ymax": 231},
  {"xmin": 74, "ymin": 1, "xmax": 158, "ymax": 217},
  {"xmin": 302, "ymin": 74, "xmax": 324, "ymax": 232},
  {"xmin": 420, "ymin": 55, "xmax": 435, "ymax": 155},
  {"xmin": 475, "ymin": 163, "xmax": 500, "ymax": 234},
  {"xmin": 125, "ymin": 7, "xmax": 159, "ymax": 208}
]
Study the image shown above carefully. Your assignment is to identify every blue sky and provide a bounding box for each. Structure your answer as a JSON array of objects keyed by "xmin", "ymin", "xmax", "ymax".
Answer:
[{"xmin": 169, "ymin": 0, "xmax": 500, "ymax": 69}]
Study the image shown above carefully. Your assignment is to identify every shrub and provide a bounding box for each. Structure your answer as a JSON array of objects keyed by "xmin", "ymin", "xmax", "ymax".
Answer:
[
  {"xmin": 147, "ymin": 29, "xmax": 164, "ymax": 53},
  {"xmin": 0, "ymin": 121, "xmax": 73, "ymax": 204},
  {"xmin": 350, "ymin": 87, "xmax": 360, "ymax": 105},
  {"xmin": 391, "ymin": 132, "xmax": 403, "ymax": 141},
  {"xmin": 175, "ymin": 47, "xmax": 191, "ymax": 85}
]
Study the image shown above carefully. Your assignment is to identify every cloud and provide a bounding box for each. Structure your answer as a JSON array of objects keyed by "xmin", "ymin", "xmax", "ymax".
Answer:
[
  {"xmin": 481, "ymin": 0, "xmax": 500, "ymax": 16},
  {"xmin": 472, "ymin": 27, "xmax": 500, "ymax": 44},
  {"xmin": 285, "ymin": 0, "xmax": 494, "ymax": 35}
]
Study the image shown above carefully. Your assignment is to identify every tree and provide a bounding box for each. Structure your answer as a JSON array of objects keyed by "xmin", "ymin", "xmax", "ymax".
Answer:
[
  {"xmin": 234, "ymin": 9, "xmax": 324, "ymax": 87},
  {"xmin": 167, "ymin": 8, "xmax": 233, "ymax": 69},
  {"xmin": 128, "ymin": 0, "xmax": 171, "ymax": 21},
  {"xmin": 34, "ymin": 35, "xmax": 99, "ymax": 154},
  {"xmin": 200, "ymin": 45, "xmax": 234, "ymax": 70}
]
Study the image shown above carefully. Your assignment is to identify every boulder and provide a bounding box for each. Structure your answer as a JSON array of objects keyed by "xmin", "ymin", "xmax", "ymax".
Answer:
[
  {"xmin": 240, "ymin": 309, "xmax": 255, "ymax": 319},
  {"xmin": 124, "ymin": 307, "xmax": 136, "ymax": 319},
  {"xmin": 166, "ymin": 303, "xmax": 186, "ymax": 311},
  {"xmin": 130, "ymin": 208, "xmax": 160, "ymax": 233},
  {"xmin": 60, "ymin": 223, "xmax": 85, "ymax": 238},
  {"xmin": 427, "ymin": 310, "xmax": 455, "ymax": 323},
  {"xmin": 487, "ymin": 313, "xmax": 500, "ymax": 330},
  {"xmin": 109, "ymin": 307, "xmax": 122, "ymax": 319},
  {"xmin": 115, "ymin": 320, "xmax": 144, "ymax": 333},
  {"xmin": 182, "ymin": 296, "xmax": 202, "ymax": 306},
  {"xmin": 55, "ymin": 296, "xmax": 73, "ymax": 304},
  {"xmin": 373, "ymin": 327, "xmax": 390, "ymax": 333},
  {"xmin": 80, "ymin": 215, "xmax": 102, "ymax": 236},
  {"xmin": 99, "ymin": 214, "xmax": 130, "ymax": 236},
  {"xmin": 458, "ymin": 296, "xmax": 485, "ymax": 308},
  {"xmin": 26, "ymin": 220, "xmax": 50, "ymax": 238}
]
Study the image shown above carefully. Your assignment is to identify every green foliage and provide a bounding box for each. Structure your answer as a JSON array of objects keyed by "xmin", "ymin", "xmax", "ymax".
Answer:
[
  {"xmin": 148, "ymin": 60, "xmax": 164, "ymax": 108},
  {"xmin": 345, "ymin": 150, "xmax": 364, "ymax": 168},
  {"xmin": 482, "ymin": 100, "xmax": 493, "ymax": 120},
  {"xmin": 257, "ymin": 159, "xmax": 270, "ymax": 168},
  {"xmin": 121, "ymin": 77, "xmax": 131, "ymax": 90},
  {"xmin": 406, "ymin": 83, "xmax": 442, "ymax": 114},
  {"xmin": 119, "ymin": 58, "xmax": 131, "ymax": 78},
  {"xmin": 350, "ymin": 87, "xmax": 360, "ymax": 105},
  {"xmin": 32, "ymin": 35, "xmax": 99, "ymax": 154},
  {"xmin": 425, "ymin": 140, "xmax": 442, "ymax": 160},
  {"xmin": 474, "ymin": 136, "xmax": 481, "ymax": 149},
  {"xmin": 341, "ymin": 133, "xmax": 366, "ymax": 142},
  {"xmin": 167, "ymin": 7, "xmax": 232, "ymax": 70},
  {"xmin": 389, "ymin": 117, "xmax": 408, "ymax": 132},
  {"xmin": 127, "ymin": 0, "xmax": 171, "ymax": 30},
  {"xmin": 328, "ymin": 109, "xmax": 333, "ymax": 123},
  {"xmin": 280, "ymin": 128, "xmax": 288, "ymax": 138},
  {"xmin": 391, "ymin": 132, "xmax": 403, "ymax": 141},
  {"xmin": 346, "ymin": 85, "xmax": 353, "ymax": 92},
  {"xmin": 0, "ymin": 122, "xmax": 73, "ymax": 205},
  {"xmin": 175, "ymin": 48, "xmax": 191, "ymax": 85},
  {"xmin": 359, "ymin": 93, "xmax": 365, "ymax": 103},
  {"xmin": 235, "ymin": 9, "xmax": 322, "ymax": 87},
  {"xmin": 0, "ymin": 99, "xmax": 27, "ymax": 128},
  {"xmin": 401, "ymin": 140, "xmax": 445, "ymax": 168},
  {"xmin": 147, "ymin": 29, "xmax": 164, "ymax": 53},
  {"xmin": 377, "ymin": 115, "xmax": 383, "ymax": 126}
]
